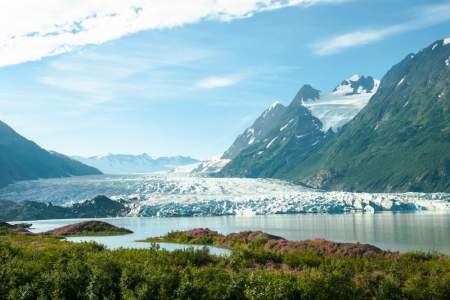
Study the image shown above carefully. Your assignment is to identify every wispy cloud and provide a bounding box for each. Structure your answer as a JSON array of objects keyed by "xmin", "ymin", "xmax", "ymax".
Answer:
[
  {"xmin": 0, "ymin": 0, "xmax": 350, "ymax": 68},
  {"xmin": 196, "ymin": 74, "xmax": 245, "ymax": 89},
  {"xmin": 35, "ymin": 42, "xmax": 214, "ymax": 105},
  {"xmin": 312, "ymin": 1, "xmax": 450, "ymax": 55}
]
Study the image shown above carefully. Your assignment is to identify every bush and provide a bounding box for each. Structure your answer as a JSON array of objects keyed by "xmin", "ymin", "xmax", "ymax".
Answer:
[{"xmin": 0, "ymin": 234, "xmax": 449, "ymax": 299}]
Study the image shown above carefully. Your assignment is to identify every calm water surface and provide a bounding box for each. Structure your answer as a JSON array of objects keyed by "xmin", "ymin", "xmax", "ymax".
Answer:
[{"xmin": 26, "ymin": 211, "xmax": 450, "ymax": 255}]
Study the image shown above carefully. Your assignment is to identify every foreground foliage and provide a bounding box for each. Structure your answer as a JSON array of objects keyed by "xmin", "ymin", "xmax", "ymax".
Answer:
[{"xmin": 1, "ymin": 229, "xmax": 450, "ymax": 300}]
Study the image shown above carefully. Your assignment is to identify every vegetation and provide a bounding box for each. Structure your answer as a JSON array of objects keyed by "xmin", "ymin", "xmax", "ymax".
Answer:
[
  {"xmin": 1, "ymin": 226, "xmax": 448, "ymax": 299},
  {"xmin": 144, "ymin": 228, "xmax": 389, "ymax": 258},
  {"xmin": 44, "ymin": 221, "xmax": 133, "ymax": 237},
  {"xmin": 1, "ymin": 220, "xmax": 132, "ymax": 237},
  {"xmin": 0, "ymin": 195, "xmax": 130, "ymax": 222}
]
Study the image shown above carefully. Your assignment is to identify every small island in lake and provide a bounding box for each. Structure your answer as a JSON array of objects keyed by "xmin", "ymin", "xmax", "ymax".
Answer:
[
  {"xmin": 0, "ymin": 220, "xmax": 132, "ymax": 237},
  {"xmin": 45, "ymin": 221, "xmax": 133, "ymax": 237},
  {"xmin": 143, "ymin": 228, "xmax": 391, "ymax": 258}
]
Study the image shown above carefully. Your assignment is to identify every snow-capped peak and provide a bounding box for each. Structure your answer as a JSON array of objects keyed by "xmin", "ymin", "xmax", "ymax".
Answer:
[
  {"xmin": 262, "ymin": 101, "xmax": 284, "ymax": 118},
  {"xmin": 269, "ymin": 101, "xmax": 281, "ymax": 110},
  {"xmin": 332, "ymin": 75, "xmax": 377, "ymax": 96},
  {"xmin": 349, "ymin": 74, "xmax": 362, "ymax": 81}
]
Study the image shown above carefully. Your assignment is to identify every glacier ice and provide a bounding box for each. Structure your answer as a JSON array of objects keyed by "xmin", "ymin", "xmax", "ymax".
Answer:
[
  {"xmin": 302, "ymin": 75, "xmax": 380, "ymax": 132},
  {"xmin": 0, "ymin": 174, "xmax": 449, "ymax": 217}
]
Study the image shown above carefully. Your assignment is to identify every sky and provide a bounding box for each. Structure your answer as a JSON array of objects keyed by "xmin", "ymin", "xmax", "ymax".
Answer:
[{"xmin": 0, "ymin": 0, "xmax": 449, "ymax": 159}]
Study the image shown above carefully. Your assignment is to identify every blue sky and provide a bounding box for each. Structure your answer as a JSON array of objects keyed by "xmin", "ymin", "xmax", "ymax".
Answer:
[{"xmin": 0, "ymin": 0, "xmax": 449, "ymax": 159}]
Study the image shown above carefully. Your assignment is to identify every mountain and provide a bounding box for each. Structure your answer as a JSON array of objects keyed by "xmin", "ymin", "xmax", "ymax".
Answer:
[
  {"xmin": 0, "ymin": 199, "xmax": 73, "ymax": 221},
  {"xmin": 222, "ymin": 38, "xmax": 450, "ymax": 193},
  {"xmin": 69, "ymin": 195, "xmax": 130, "ymax": 218},
  {"xmin": 222, "ymin": 101, "xmax": 287, "ymax": 159},
  {"xmin": 0, "ymin": 120, "xmax": 101, "ymax": 188},
  {"xmin": 73, "ymin": 153, "xmax": 199, "ymax": 174},
  {"xmin": 193, "ymin": 106, "xmax": 291, "ymax": 175},
  {"xmin": 0, "ymin": 195, "xmax": 130, "ymax": 222},
  {"xmin": 286, "ymin": 38, "xmax": 450, "ymax": 192},
  {"xmin": 219, "ymin": 75, "xmax": 378, "ymax": 178}
]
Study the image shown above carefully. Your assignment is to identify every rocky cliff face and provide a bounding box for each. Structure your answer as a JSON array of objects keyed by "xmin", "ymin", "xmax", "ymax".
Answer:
[{"xmin": 222, "ymin": 101, "xmax": 287, "ymax": 160}]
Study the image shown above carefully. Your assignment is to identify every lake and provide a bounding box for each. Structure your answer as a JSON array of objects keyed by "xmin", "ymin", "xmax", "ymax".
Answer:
[{"xmin": 26, "ymin": 211, "xmax": 450, "ymax": 255}]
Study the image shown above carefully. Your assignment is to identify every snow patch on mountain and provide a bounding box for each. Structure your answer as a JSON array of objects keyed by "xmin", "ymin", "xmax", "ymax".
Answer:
[
  {"xmin": 443, "ymin": 37, "xmax": 450, "ymax": 46},
  {"xmin": 191, "ymin": 156, "xmax": 231, "ymax": 175},
  {"xmin": 280, "ymin": 119, "xmax": 294, "ymax": 131},
  {"xmin": 247, "ymin": 128, "xmax": 255, "ymax": 145},
  {"xmin": 266, "ymin": 137, "xmax": 278, "ymax": 149},
  {"xmin": 397, "ymin": 77, "xmax": 406, "ymax": 87},
  {"xmin": 302, "ymin": 75, "xmax": 379, "ymax": 131}
]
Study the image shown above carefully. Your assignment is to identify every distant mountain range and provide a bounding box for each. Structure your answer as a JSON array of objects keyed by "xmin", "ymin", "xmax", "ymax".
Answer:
[
  {"xmin": 0, "ymin": 120, "xmax": 101, "ymax": 188},
  {"xmin": 219, "ymin": 38, "xmax": 450, "ymax": 193},
  {"xmin": 73, "ymin": 153, "xmax": 199, "ymax": 174}
]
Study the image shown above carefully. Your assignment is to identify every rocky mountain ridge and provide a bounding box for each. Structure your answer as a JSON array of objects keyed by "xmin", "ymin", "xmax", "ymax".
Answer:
[{"xmin": 220, "ymin": 38, "xmax": 450, "ymax": 193}]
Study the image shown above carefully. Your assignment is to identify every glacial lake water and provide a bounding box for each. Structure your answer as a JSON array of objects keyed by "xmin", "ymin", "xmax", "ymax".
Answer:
[{"xmin": 26, "ymin": 211, "xmax": 450, "ymax": 255}]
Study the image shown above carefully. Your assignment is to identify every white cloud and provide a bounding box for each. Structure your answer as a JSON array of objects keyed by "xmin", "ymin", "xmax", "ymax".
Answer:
[
  {"xmin": 312, "ymin": 2, "xmax": 450, "ymax": 55},
  {"xmin": 34, "ymin": 42, "xmax": 215, "ymax": 105},
  {"xmin": 196, "ymin": 74, "xmax": 244, "ymax": 89},
  {"xmin": 0, "ymin": 0, "xmax": 349, "ymax": 67}
]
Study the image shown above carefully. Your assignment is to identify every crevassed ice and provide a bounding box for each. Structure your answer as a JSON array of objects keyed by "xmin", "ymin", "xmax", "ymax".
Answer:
[{"xmin": 0, "ymin": 174, "xmax": 449, "ymax": 217}]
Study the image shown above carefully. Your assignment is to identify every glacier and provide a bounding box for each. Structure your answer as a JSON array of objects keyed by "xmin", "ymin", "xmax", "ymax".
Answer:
[
  {"xmin": 302, "ymin": 75, "xmax": 380, "ymax": 132},
  {"xmin": 0, "ymin": 173, "xmax": 449, "ymax": 217}
]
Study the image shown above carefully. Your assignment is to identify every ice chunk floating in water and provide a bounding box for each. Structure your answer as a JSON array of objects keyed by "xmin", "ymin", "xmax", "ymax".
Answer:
[{"xmin": 0, "ymin": 174, "xmax": 449, "ymax": 217}]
